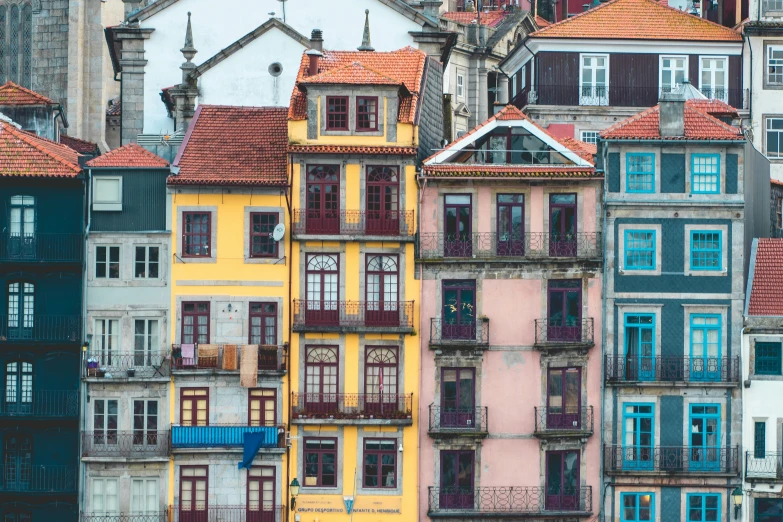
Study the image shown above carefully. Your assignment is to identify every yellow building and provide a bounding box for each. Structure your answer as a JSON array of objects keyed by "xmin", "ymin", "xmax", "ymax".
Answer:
[{"xmin": 286, "ymin": 41, "xmax": 443, "ymax": 521}]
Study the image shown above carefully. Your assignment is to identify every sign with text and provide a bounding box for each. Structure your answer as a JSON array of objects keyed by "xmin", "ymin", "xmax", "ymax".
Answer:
[
  {"xmin": 351, "ymin": 496, "xmax": 403, "ymax": 515},
  {"xmin": 296, "ymin": 496, "xmax": 345, "ymax": 514}
]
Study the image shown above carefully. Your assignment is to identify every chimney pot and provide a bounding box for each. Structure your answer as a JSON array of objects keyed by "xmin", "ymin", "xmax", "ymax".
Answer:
[{"xmin": 310, "ymin": 29, "xmax": 324, "ymax": 52}]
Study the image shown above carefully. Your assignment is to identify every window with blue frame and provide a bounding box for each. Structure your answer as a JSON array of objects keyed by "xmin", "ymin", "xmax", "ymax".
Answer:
[
  {"xmin": 621, "ymin": 403, "xmax": 654, "ymax": 470},
  {"xmin": 621, "ymin": 492, "xmax": 654, "ymax": 521},
  {"xmin": 691, "ymin": 154, "xmax": 720, "ymax": 194},
  {"xmin": 689, "ymin": 404, "xmax": 721, "ymax": 470},
  {"xmin": 625, "ymin": 314, "xmax": 655, "ymax": 381},
  {"xmin": 626, "ymin": 153, "xmax": 655, "ymax": 193},
  {"xmin": 690, "ymin": 314, "xmax": 722, "ymax": 382},
  {"xmin": 755, "ymin": 421, "xmax": 766, "ymax": 458},
  {"xmin": 690, "ymin": 231, "xmax": 722, "ymax": 270},
  {"xmin": 755, "ymin": 498, "xmax": 783, "ymax": 522},
  {"xmin": 755, "ymin": 342, "xmax": 782, "ymax": 376},
  {"xmin": 687, "ymin": 494, "xmax": 721, "ymax": 522},
  {"xmin": 624, "ymin": 230, "xmax": 656, "ymax": 270}
]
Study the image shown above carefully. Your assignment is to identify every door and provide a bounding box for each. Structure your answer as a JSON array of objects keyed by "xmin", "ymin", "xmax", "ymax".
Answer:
[
  {"xmin": 249, "ymin": 389, "xmax": 276, "ymax": 427},
  {"xmin": 306, "ymin": 165, "xmax": 340, "ymax": 234},
  {"xmin": 496, "ymin": 194, "xmax": 524, "ymax": 256},
  {"xmin": 690, "ymin": 315, "xmax": 721, "ymax": 382},
  {"xmin": 304, "ymin": 347, "xmax": 338, "ymax": 415},
  {"xmin": 5, "ymin": 362, "xmax": 32, "ymax": 415},
  {"xmin": 690, "ymin": 405, "xmax": 720, "ymax": 471},
  {"xmin": 549, "ymin": 194, "xmax": 577, "ymax": 256},
  {"xmin": 248, "ymin": 467, "xmax": 275, "ymax": 522},
  {"xmin": 366, "ymin": 166, "xmax": 399, "ymax": 235},
  {"xmin": 580, "ymin": 55, "xmax": 608, "ymax": 105},
  {"xmin": 441, "ymin": 368, "xmax": 475, "ymax": 428},
  {"xmin": 305, "ymin": 255, "xmax": 339, "ymax": 326},
  {"xmin": 365, "ymin": 255, "xmax": 399, "ymax": 326},
  {"xmin": 3, "ymin": 435, "xmax": 31, "ymax": 491},
  {"xmin": 8, "ymin": 196, "xmax": 35, "ymax": 259},
  {"xmin": 546, "ymin": 368, "xmax": 581, "ymax": 430},
  {"xmin": 94, "ymin": 399, "xmax": 118, "ymax": 446},
  {"xmin": 545, "ymin": 451, "xmax": 580, "ymax": 511},
  {"xmin": 7, "ymin": 282, "xmax": 34, "ymax": 340},
  {"xmin": 439, "ymin": 451, "xmax": 474, "ymax": 509},
  {"xmin": 622, "ymin": 404, "xmax": 654, "ymax": 470},
  {"xmin": 365, "ymin": 347, "xmax": 398, "ymax": 415},
  {"xmin": 547, "ymin": 280, "xmax": 582, "ymax": 342},
  {"xmin": 132, "ymin": 399, "xmax": 158, "ymax": 449},
  {"xmin": 624, "ymin": 314, "xmax": 655, "ymax": 381},
  {"xmin": 444, "ymin": 195, "xmax": 472, "ymax": 257},
  {"xmin": 442, "ymin": 280, "xmax": 476, "ymax": 341},
  {"xmin": 180, "ymin": 467, "xmax": 207, "ymax": 522}
]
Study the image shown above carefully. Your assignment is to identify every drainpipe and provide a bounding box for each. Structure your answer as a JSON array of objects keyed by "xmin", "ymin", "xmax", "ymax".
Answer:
[
  {"xmin": 79, "ymin": 167, "xmax": 92, "ymax": 518},
  {"xmin": 598, "ymin": 138, "xmax": 608, "ymax": 522},
  {"xmin": 285, "ymin": 155, "xmax": 294, "ymax": 522}
]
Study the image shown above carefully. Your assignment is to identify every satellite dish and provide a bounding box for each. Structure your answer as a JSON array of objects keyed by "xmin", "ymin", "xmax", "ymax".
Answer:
[{"xmin": 272, "ymin": 223, "xmax": 286, "ymax": 241}]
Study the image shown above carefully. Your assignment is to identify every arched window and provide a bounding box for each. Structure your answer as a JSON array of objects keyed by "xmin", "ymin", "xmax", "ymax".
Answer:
[
  {"xmin": 7, "ymin": 282, "xmax": 34, "ymax": 339},
  {"xmin": 4, "ymin": 434, "xmax": 32, "ymax": 490},
  {"xmin": 0, "ymin": 2, "xmax": 33, "ymax": 86},
  {"xmin": 304, "ymin": 346, "xmax": 338, "ymax": 412},
  {"xmin": 8, "ymin": 4, "xmax": 18, "ymax": 83},
  {"xmin": 5, "ymin": 361, "xmax": 32, "ymax": 407},
  {"xmin": 365, "ymin": 255, "xmax": 399, "ymax": 325},
  {"xmin": 365, "ymin": 347, "xmax": 398, "ymax": 399}
]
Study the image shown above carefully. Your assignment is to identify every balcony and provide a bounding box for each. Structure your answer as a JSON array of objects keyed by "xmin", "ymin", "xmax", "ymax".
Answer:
[
  {"xmin": 84, "ymin": 352, "xmax": 170, "ymax": 380},
  {"xmin": 604, "ymin": 445, "xmax": 740, "ymax": 476},
  {"xmin": 604, "ymin": 355, "xmax": 740, "ymax": 386},
  {"xmin": 169, "ymin": 505, "xmax": 285, "ymax": 522},
  {"xmin": 171, "ymin": 424, "xmax": 287, "ymax": 451},
  {"xmin": 170, "ymin": 344, "xmax": 287, "ymax": 374},
  {"xmin": 533, "ymin": 406, "xmax": 593, "ymax": 439},
  {"xmin": 81, "ymin": 431, "xmax": 170, "ymax": 459},
  {"xmin": 291, "ymin": 393, "xmax": 413, "ymax": 425},
  {"xmin": 291, "ymin": 209, "xmax": 415, "ymax": 239},
  {"xmin": 427, "ymin": 486, "xmax": 592, "ymax": 517},
  {"xmin": 416, "ymin": 232, "xmax": 601, "ymax": 262},
  {"xmin": 745, "ymin": 452, "xmax": 783, "ymax": 483},
  {"xmin": 428, "ymin": 405, "xmax": 488, "ymax": 438},
  {"xmin": 0, "ymin": 233, "xmax": 82, "ymax": 264},
  {"xmin": 0, "ymin": 465, "xmax": 77, "ymax": 493},
  {"xmin": 292, "ymin": 300, "xmax": 415, "ymax": 334},
  {"xmin": 533, "ymin": 319, "xmax": 594, "ymax": 350},
  {"xmin": 81, "ymin": 513, "xmax": 168, "ymax": 522},
  {"xmin": 429, "ymin": 318, "xmax": 489, "ymax": 350},
  {"xmin": 0, "ymin": 390, "xmax": 78, "ymax": 418},
  {"xmin": 0, "ymin": 315, "xmax": 81, "ymax": 343}
]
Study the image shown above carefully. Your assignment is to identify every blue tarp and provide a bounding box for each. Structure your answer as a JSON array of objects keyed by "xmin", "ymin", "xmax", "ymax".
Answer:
[
  {"xmin": 171, "ymin": 425, "xmax": 278, "ymax": 448},
  {"xmin": 239, "ymin": 431, "xmax": 271, "ymax": 469}
]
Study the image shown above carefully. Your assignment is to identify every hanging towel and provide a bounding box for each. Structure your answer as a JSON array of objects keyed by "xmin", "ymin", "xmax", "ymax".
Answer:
[
  {"xmin": 222, "ymin": 344, "xmax": 239, "ymax": 370},
  {"xmin": 180, "ymin": 344, "xmax": 195, "ymax": 367},
  {"xmin": 238, "ymin": 431, "xmax": 267, "ymax": 469},
  {"xmin": 197, "ymin": 344, "xmax": 218, "ymax": 368},
  {"xmin": 240, "ymin": 345, "xmax": 258, "ymax": 388}
]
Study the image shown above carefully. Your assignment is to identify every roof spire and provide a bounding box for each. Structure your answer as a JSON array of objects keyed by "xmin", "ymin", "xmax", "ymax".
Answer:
[
  {"xmin": 358, "ymin": 9, "xmax": 374, "ymax": 52},
  {"xmin": 181, "ymin": 11, "xmax": 197, "ymax": 64}
]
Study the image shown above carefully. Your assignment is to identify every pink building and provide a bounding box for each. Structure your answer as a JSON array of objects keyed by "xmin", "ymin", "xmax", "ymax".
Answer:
[{"xmin": 417, "ymin": 105, "xmax": 603, "ymax": 521}]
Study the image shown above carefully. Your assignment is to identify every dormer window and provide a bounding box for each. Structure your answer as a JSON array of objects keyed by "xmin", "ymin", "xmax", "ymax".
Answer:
[
  {"xmin": 326, "ymin": 96, "xmax": 349, "ymax": 130},
  {"xmin": 357, "ymin": 97, "xmax": 378, "ymax": 132}
]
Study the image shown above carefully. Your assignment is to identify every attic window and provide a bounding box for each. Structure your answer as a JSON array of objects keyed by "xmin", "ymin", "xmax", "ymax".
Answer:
[
  {"xmin": 93, "ymin": 176, "xmax": 122, "ymax": 211},
  {"xmin": 356, "ymin": 97, "xmax": 378, "ymax": 132},
  {"xmin": 326, "ymin": 96, "xmax": 349, "ymax": 131},
  {"xmin": 268, "ymin": 62, "xmax": 283, "ymax": 77}
]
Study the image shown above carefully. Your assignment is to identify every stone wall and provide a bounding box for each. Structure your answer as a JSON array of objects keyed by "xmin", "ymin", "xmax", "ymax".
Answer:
[{"xmin": 32, "ymin": 0, "xmax": 69, "ymax": 110}]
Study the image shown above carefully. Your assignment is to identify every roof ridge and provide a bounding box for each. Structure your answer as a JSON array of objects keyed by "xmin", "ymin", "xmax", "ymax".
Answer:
[
  {"xmin": 683, "ymin": 104, "xmax": 742, "ymax": 134},
  {"xmin": 86, "ymin": 142, "xmax": 169, "ymax": 168},
  {"xmin": 0, "ymin": 121, "xmax": 81, "ymax": 173},
  {"xmin": 306, "ymin": 61, "xmax": 402, "ymax": 85},
  {"xmin": 599, "ymin": 104, "xmax": 660, "ymax": 137},
  {"xmin": 532, "ymin": 0, "xmax": 623, "ymax": 35}
]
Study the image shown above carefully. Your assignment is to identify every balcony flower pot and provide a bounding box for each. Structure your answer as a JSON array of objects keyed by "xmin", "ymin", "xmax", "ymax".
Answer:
[
  {"xmin": 127, "ymin": 368, "xmax": 136, "ymax": 377},
  {"xmin": 96, "ymin": 368, "xmax": 106, "ymax": 378}
]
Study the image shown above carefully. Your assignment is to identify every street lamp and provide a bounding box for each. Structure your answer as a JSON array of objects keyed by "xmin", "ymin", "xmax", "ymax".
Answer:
[
  {"xmin": 732, "ymin": 487, "xmax": 743, "ymax": 520},
  {"xmin": 290, "ymin": 478, "xmax": 300, "ymax": 511}
]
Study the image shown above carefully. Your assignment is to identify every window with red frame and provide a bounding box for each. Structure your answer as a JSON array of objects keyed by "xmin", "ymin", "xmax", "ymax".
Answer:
[
  {"xmin": 182, "ymin": 212, "xmax": 211, "ymax": 257},
  {"xmin": 182, "ymin": 302, "xmax": 209, "ymax": 344},
  {"xmin": 363, "ymin": 439, "xmax": 397, "ymax": 488},
  {"xmin": 357, "ymin": 97, "xmax": 378, "ymax": 131},
  {"xmin": 250, "ymin": 212, "xmax": 278, "ymax": 258},
  {"xmin": 249, "ymin": 302, "xmax": 276, "ymax": 345},
  {"xmin": 303, "ymin": 437, "xmax": 337, "ymax": 487},
  {"xmin": 326, "ymin": 97, "xmax": 348, "ymax": 130}
]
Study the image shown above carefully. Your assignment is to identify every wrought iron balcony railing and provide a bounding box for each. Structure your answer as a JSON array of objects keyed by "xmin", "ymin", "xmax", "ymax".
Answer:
[
  {"xmin": 292, "ymin": 300, "xmax": 415, "ymax": 331},
  {"xmin": 81, "ymin": 431, "xmax": 170, "ymax": 458},
  {"xmin": 0, "ymin": 315, "xmax": 81, "ymax": 343},
  {"xmin": 604, "ymin": 355, "xmax": 741, "ymax": 384},
  {"xmin": 427, "ymin": 486, "xmax": 592, "ymax": 514},
  {"xmin": 292, "ymin": 209, "xmax": 415, "ymax": 237},
  {"xmin": 0, "ymin": 389, "xmax": 78, "ymax": 417},
  {"xmin": 85, "ymin": 352, "xmax": 170, "ymax": 378},
  {"xmin": 291, "ymin": 392, "xmax": 413, "ymax": 421},
  {"xmin": 428, "ymin": 405, "xmax": 488, "ymax": 434},
  {"xmin": 416, "ymin": 232, "xmax": 601, "ymax": 261},
  {"xmin": 171, "ymin": 424, "xmax": 287, "ymax": 449},
  {"xmin": 746, "ymin": 452, "xmax": 783, "ymax": 481},
  {"xmin": 533, "ymin": 406, "xmax": 593, "ymax": 435},
  {"xmin": 169, "ymin": 505, "xmax": 285, "ymax": 522},
  {"xmin": 170, "ymin": 344, "xmax": 287, "ymax": 372},
  {"xmin": 533, "ymin": 318, "xmax": 594, "ymax": 347},
  {"xmin": 81, "ymin": 512, "xmax": 168, "ymax": 522},
  {"xmin": 0, "ymin": 233, "xmax": 82, "ymax": 263},
  {"xmin": 429, "ymin": 318, "xmax": 489, "ymax": 347},
  {"xmin": 604, "ymin": 445, "xmax": 740, "ymax": 474},
  {"xmin": 0, "ymin": 465, "xmax": 77, "ymax": 492}
]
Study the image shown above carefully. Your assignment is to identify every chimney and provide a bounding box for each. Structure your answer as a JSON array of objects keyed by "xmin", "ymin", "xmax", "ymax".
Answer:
[
  {"xmin": 659, "ymin": 87, "xmax": 686, "ymax": 138},
  {"xmin": 306, "ymin": 49, "xmax": 322, "ymax": 77},
  {"xmin": 310, "ymin": 29, "xmax": 323, "ymax": 52}
]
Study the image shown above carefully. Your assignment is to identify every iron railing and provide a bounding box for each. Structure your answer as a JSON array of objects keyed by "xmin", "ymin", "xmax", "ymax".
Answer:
[
  {"xmin": 533, "ymin": 318, "xmax": 594, "ymax": 346},
  {"xmin": 170, "ymin": 505, "xmax": 285, "ymax": 522},
  {"xmin": 0, "ymin": 233, "xmax": 82, "ymax": 263},
  {"xmin": 428, "ymin": 405, "xmax": 488, "ymax": 433},
  {"xmin": 604, "ymin": 445, "xmax": 740, "ymax": 474},
  {"xmin": 427, "ymin": 486, "xmax": 592, "ymax": 514},
  {"xmin": 170, "ymin": 344, "xmax": 287, "ymax": 372},
  {"xmin": 745, "ymin": 452, "xmax": 783, "ymax": 481},
  {"xmin": 429, "ymin": 318, "xmax": 490, "ymax": 346},
  {"xmin": 81, "ymin": 431, "xmax": 170, "ymax": 458},
  {"xmin": 292, "ymin": 300, "xmax": 415, "ymax": 330},
  {"xmin": 81, "ymin": 513, "xmax": 168, "ymax": 522},
  {"xmin": 604, "ymin": 355, "xmax": 740, "ymax": 384},
  {"xmin": 171, "ymin": 424, "xmax": 287, "ymax": 449},
  {"xmin": 533, "ymin": 406, "xmax": 593, "ymax": 434},
  {"xmin": 416, "ymin": 232, "xmax": 601, "ymax": 261},
  {"xmin": 0, "ymin": 315, "xmax": 81, "ymax": 343},
  {"xmin": 0, "ymin": 389, "xmax": 78, "ymax": 417},
  {"xmin": 0, "ymin": 465, "xmax": 77, "ymax": 492},
  {"xmin": 291, "ymin": 392, "xmax": 413, "ymax": 420},
  {"xmin": 85, "ymin": 352, "xmax": 169, "ymax": 378},
  {"xmin": 291, "ymin": 210, "xmax": 415, "ymax": 237}
]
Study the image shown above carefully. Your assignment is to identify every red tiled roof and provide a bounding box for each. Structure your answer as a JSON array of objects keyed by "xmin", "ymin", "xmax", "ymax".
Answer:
[
  {"xmin": 288, "ymin": 144, "xmax": 417, "ymax": 155},
  {"xmin": 289, "ymin": 47, "xmax": 427, "ymax": 124},
  {"xmin": 0, "ymin": 81, "xmax": 56, "ymax": 106},
  {"xmin": 60, "ymin": 134, "xmax": 99, "ymax": 155},
  {"xmin": 748, "ymin": 239, "xmax": 783, "ymax": 316},
  {"xmin": 535, "ymin": 15, "xmax": 551, "ymax": 27},
  {"xmin": 685, "ymin": 98, "xmax": 739, "ymax": 117},
  {"xmin": 170, "ymin": 105, "xmax": 288, "ymax": 186},
  {"xmin": 422, "ymin": 165, "xmax": 598, "ymax": 178},
  {"xmin": 531, "ymin": 0, "xmax": 742, "ymax": 41},
  {"xmin": 0, "ymin": 121, "xmax": 81, "ymax": 178},
  {"xmin": 772, "ymin": 178, "xmax": 783, "ymax": 187},
  {"xmin": 107, "ymin": 98, "xmax": 121, "ymax": 116},
  {"xmin": 599, "ymin": 104, "xmax": 743, "ymax": 140},
  {"xmin": 87, "ymin": 143, "xmax": 169, "ymax": 168},
  {"xmin": 442, "ymin": 10, "xmax": 509, "ymax": 27},
  {"xmin": 560, "ymin": 137, "xmax": 597, "ymax": 161}
]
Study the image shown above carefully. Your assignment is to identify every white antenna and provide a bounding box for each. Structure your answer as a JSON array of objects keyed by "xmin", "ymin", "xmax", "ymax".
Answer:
[{"xmin": 272, "ymin": 223, "xmax": 286, "ymax": 241}]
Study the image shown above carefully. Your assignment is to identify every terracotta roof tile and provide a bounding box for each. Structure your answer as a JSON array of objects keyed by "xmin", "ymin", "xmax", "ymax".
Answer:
[
  {"xmin": 169, "ymin": 105, "xmax": 288, "ymax": 186},
  {"xmin": 289, "ymin": 47, "xmax": 427, "ymax": 124},
  {"xmin": 0, "ymin": 121, "xmax": 81, "ymax": 178},
  {"xmin": 535, "ymin": 15, "xmax": 551, "ymax": 27},
  {"xmin": 0, "ymin": 81, "xmax": 56, "ymax": 106},
  {"xmin": 87, "ymin": 143, "xmax": 169, "ymax": 168},
  {"xmin": 60, "ymin": 134, "xmax": 99, "ymax": 155},
  {"xmin": 422, "ymin": 165, "xmax": 598, "ymax": 178},
  {"xmin": 107, "ymin": 98, "xmax": 121, "ymax": 116},
  {"xmin": 748, "ymin": 239, "xmax": 783, "ymax": 316},
  {"xmin": 442, "ymin": 10, "xmax": 509, "ymax": 27},
  {"xmin": 532, "ymin": 0, "xmax": 742, "ymax": 41},
  {"xmin": 288, "ymin": 144, "xmax": 417, "ymax": 155},
  {"xmin": 685, "ymin": 98, "xmax": 739, "ymax": 117},
  {"xmin": 560, "ymin": 137, "xmax": 597, "ymax": 160},
  {"xmin": 600, "ymin": 104, "xmax": 743, "ymax": 140}
]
